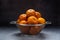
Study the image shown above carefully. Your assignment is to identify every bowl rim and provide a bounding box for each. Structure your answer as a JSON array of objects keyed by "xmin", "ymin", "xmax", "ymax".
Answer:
[
  {"xmin": 10, "ymin": 21, "xmax": 51, "ymax": 26},
  {"xmin": 16, "ymin": 23, "xmax": 46, "ymax": 26}
]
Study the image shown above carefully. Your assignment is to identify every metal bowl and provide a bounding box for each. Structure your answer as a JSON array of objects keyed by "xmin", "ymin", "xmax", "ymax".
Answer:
[{"xmin": 10, "ymin": 21, "xmax": 51, "ymax": 35}]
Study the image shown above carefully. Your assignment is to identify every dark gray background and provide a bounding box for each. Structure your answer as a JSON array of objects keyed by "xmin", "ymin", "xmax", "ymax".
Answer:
[{"xmin": 0, "ymin": 0, "xmax": 59, "ymax": 26}]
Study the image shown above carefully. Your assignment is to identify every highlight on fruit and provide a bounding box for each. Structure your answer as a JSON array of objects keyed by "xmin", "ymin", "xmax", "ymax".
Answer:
[{"xmin": 17, "ymin": 9, "xmax": 46, "ymax": 24}]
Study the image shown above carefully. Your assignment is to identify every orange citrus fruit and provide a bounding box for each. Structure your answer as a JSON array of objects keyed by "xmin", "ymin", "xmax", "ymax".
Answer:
[
  {"xmin": 18, "ymin": 20, "xmax": 29, "ymax": 34},
  {"xmin": 26, "ymin": 9, "xmax": 35, "ymax": 17},
  {"xmin": 38, "ymin": 18, "xmax": 46, "ymax": 24},
  {"xmin": 19, "ymin": 20, "xmax": 27, "ymax": 24},
  {"xmin": 35, "ymin": 11, "xmax": 41, "ymax": 18},
  {"xmin": 27, "ymin": 16, "xmax": 38, "ymax": 24},
  {"xmin": 19, "ymin": 14, "xmax": 27, "ymax": 21}
]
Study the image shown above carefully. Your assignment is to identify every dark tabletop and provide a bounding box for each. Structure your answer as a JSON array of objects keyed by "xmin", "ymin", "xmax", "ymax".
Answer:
[{"xmin": 0, "ymin": 26, "xmax": 60, "ymax": 40}]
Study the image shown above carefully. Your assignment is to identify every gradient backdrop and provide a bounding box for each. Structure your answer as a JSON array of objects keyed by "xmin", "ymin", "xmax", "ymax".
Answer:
[{"xmin": 0, "ymin": 0, "xmax": 59, "ymax": 27}]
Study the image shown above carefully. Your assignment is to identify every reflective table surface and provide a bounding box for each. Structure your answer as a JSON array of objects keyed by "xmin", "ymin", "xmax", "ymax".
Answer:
[{"xmin": 0, "ymin": 26, "xmax": 60, "ymax": 40}]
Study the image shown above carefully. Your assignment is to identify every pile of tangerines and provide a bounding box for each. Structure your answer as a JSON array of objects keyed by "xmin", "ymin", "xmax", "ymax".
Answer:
[{"xmin": 17, "ymin": 9, "xmax": 46, "ymax": 34}]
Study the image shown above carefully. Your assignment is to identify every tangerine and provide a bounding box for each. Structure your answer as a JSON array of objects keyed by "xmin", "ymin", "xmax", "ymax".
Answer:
[
  {"xmin": 35, "ymin": 11, "xmax": 41, "ymax": 18},
  {"xmin": 27, "ymin": 16, "xmax": 38, "ymax": 24},
  {"xmin": 19, "ymin": 14, "xmax": 27, "ymax": 21},
  {"xmin": 26, "ymin": 9, "xmax": 35, "ymax": 17},
  {"xmin": 19, "ymin": 20, "xmax": 27, "ymax": 24},
  {"xmin": 38, "ymin": 18, "xmax": 46, "ymax": 24},
  {"xmin": 18, "ymin": 20, "xmax": 29, "ymax": 34}
]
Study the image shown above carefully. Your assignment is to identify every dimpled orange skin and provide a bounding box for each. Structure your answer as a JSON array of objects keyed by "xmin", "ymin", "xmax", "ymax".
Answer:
[
  {"xmin": 38, "ymin": 18, "xmax": 46, "ymax": 24},
  {"xmin": 26, "ymin": 9, "xmax": 36, "ymax": 17},
  {"xmin": 18, "ymin": 20, "xmax": 30, "ymax": 34},
  {"xmin": 19, "ymin": 14, "xmax": 27, "ymax": 21},
  {"xmin": 27, "ymin": 16, "xmax": 38, "ymax": 24},
  {"xmin": 35, "ymin": 11, "xmax": 41, "ymax": 18},
  {"xmin": 29, "ymin": 26, "xmax": 41, "ymax": 35}
]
